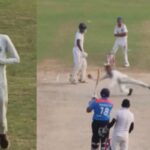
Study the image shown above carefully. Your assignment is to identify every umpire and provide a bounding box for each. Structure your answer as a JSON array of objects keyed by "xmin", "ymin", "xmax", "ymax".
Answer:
[{"xmin": 86, "ymin": 88, "xmax": 113, "ymax": 150}]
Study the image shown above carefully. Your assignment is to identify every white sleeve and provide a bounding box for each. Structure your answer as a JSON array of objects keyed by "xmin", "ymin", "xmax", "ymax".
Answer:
[
  {"xmin": 114, "ymin": 112, "xmax": 118, "ymax": 120},
  {"xmin": 114, "ymin": 26, "xmax": 118, "ymax": 34},
  {"xmin": 76, "ymin": 32, "xmax": 82, "ymax": 40},
  {"xmin": 132, "ymin": 114, "xmax": 134, "ymax": 122},
  {"xmin": 100, "ymin": 73, "xmax": 109, "ymax": 80},
  {"xmin": 0, "ymin": 35, "xmax": 20, "ymax": 64},
  {"xmin": 123, "ymin": 24, "xmax": 128, "ymax": 33}
]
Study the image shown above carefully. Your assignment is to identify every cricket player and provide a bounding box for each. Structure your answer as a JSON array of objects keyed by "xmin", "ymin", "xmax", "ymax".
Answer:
[
  {"xmin": 87, "ymin": 88, "xmax": 113, "ymax": 150},
  {"xmin": 0, "ymin": 34, "xmax": 20, "ymax": 148},
  {"xmin": 111, "ymin": 17, "xmax": 129, "ymax": 67},
  {"xmin": 100, "ymin": 64, "xmax": 150, "ymax": 96},
  {"xmin": 108, "ymin": 99, "xmax": 134, "ymax": 150},
  {"xmin": 70, "ymin": 23, "xmax": 88, "ymax": 84}
]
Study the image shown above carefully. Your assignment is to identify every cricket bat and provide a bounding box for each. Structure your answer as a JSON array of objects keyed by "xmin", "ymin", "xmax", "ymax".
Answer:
[{"xmin": 93, "ymin": 68, "xmax": 100, "ymax": 97}]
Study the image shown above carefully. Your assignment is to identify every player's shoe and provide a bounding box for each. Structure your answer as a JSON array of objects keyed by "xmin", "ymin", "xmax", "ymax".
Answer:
[
  {"xmin": 127, "ymin": 88, "xmax": 133, "ymax": 96},
  {"xmin": 78, "ymin": 79, "xmax": 87, "ymax": 83},
  {"xmin": 124, "ymin": 63, "xmax": 130, "ymax": 67},
  {"xmin": 70, "ymin": 79, "xmax": 77, "ymax": 84},
  {"xmin": 69, "ymin": 75, "xmax": 78, "ymax": 84},
  {"xmin": 0, "ymin": 134, "xmax": 9, "ymax": 149}
]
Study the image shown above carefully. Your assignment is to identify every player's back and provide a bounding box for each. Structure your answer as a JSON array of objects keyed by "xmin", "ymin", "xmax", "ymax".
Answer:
[
  {"xmin": 92, "ymin": 98, "xmax": 113, "ymax": 121},
  {"xmin": 114, "ymin": 108, "xmax": 134, "ymax": 134}
]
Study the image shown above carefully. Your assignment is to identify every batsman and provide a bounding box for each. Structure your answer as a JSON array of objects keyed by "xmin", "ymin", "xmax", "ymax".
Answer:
[
  {"xmin": 70, "ymin": 23, "xmax": 88, "ymax": 84},
  {"xmin": 86, "ymin": 88, "xmax": 113, "ymax": 150}
]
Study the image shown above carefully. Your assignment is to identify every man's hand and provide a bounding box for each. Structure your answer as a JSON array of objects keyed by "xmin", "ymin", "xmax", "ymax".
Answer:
[
  {"xmin": 82, "ymin": 52, "xmax": 88, "ymax": 58},
  {"xmin": 115, "ymin": 32, "xmax": 127, "ymax": 37}
]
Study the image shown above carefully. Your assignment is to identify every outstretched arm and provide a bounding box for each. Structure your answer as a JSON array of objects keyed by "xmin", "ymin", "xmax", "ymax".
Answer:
[
  {"xmin": 0, "ymin": 35, "xmax": 20, "ymax": 64},
  {"xmin": 100, "ymin": 73, "xmax": 109, "ymax": 81}
]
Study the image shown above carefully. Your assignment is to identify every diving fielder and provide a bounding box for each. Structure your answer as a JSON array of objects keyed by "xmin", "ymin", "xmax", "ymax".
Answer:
[
  {"xmin": 111, "ymin": 17, "xmax": 130, "ymax": 67},
  {"xmin": 0, "ymin": 34, "xmax": 20, "ymax": 148},
  {"xmin": 70, "ymin": 23, "xmax": 88, "ymax": 84},
  {"xmin": 100, "ymin": 64, "xmax": 150, "ymax": 96}
]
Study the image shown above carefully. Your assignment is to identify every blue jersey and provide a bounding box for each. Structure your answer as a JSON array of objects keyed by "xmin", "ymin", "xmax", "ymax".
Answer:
[{"xmin": 88, "ymin": 98, "xmax": 113, "ymax": 121}]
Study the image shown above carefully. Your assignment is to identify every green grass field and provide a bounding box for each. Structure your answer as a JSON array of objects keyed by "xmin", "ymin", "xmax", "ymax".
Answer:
[
  {"xmin": 38, "ymin": 0, "xmax": 150, "ymax": 70},
  {"xmin": 0, "ymin": 0, "xmax": 36, "ymax": 150}
]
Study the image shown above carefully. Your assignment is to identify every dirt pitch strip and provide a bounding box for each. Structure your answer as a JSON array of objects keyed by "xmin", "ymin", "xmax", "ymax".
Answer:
[{"xmin": 37, "ymin": 68, "xmax": 150, "ymax": 150}]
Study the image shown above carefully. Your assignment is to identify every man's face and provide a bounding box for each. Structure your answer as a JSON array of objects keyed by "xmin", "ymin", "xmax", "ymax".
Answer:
[
  {"xmin": 80, "ymin": 28, "xmax": 87, "ymax": 34},
  {"xmin": 105, "ymin": 66, "xmax": 112, "ymax": 74},
  {"xmin": 117, "ymin": 20, "xmax": 123, "ymax": 27}
]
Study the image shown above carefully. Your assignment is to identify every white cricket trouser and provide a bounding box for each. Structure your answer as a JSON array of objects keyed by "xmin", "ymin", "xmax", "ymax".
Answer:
[
  {"xmin": 112, "ymin": 39, "xmax": 129, "ymax": 65},
  {"xmin": 0, "ymin": 34, "xmax": 20, "ymax": 134},
  {"xmin": 110, "ymin": 76, "xmax": 149, "ymax": 94},
  {"xmin": 71, "ymin": 48, "xmax": 87, "ymax": 81},
  {"xmin": 118, "ymin": 77, "xmax": 149, "ymax": 94},
  {"xmin": 0, "ymin": 67, "xmax": 8, "ymax": 134},
  {"xmin": 111, "ymin": 132, "xmax": 129, "ymax": 150}
]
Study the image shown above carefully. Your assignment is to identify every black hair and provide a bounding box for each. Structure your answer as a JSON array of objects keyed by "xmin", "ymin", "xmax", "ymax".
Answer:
[
  {"xmin": 122, "ymin": 99, "xmax": 130, "ymax": 108},
  {"xmin": 100, "ymin": 88, "xmax": 110, "ymax": 98},
  {"xmin": 79, "ymin": 23, "xmax": 87, "ymax": 30}
]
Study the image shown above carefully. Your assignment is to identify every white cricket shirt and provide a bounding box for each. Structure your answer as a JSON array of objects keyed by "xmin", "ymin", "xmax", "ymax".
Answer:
[
  {"xmin": 0, "ymin": 34, "xmax": 20, "ymax": 86},
  {"xmin": 114, "ymin": 24, "xmax": 128, "ymax": 43},
  {"xmin": 113, "ymin": 108, "xmax": 134, "ymax": 134},
  {"xmin": 74, "ymin": 31, "xmax": 84, "ymax": 50}
]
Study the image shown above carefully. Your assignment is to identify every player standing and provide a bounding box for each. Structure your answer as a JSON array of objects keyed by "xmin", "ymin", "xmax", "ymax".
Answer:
[
  {"xmin": 100, "ymin": 64, "xmax": 150, "ymax": 96},
  {"xmin": 86, "ymin": 88, "xmax": 113, "ymax": 150},
  {"xmin": 70, "ymin": 23, "xmax": 88, "ymax": 84},
  {"xmin": 111, "ymin": 17, "xmax": 129, "ymax": 67},
  {"xmin": 0, "ymin": 34, "xmax": 20, "ymax": 148},
  {"xmin": 108, "ymin": 99, "xmax": 134, "ymax": 150}
]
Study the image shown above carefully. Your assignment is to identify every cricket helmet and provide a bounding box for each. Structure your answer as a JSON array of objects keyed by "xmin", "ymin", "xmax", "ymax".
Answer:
[{"xmin": 100, "ymin": 88, "xmax": 110, "ymax": 98}]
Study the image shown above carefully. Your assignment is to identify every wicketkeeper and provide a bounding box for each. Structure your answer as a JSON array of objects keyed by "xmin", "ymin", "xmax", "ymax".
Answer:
[{"xmin": 86, "ymin": 88, "xmax": 113, "ymax": 150}]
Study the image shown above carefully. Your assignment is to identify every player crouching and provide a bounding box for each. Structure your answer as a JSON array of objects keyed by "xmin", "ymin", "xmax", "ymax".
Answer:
[
  {"xmin": 70, "ymin": 23, "xmax": 88, "ymax": 84},
  {"xmin": 86, "ymin": 88, "xmax": 113, "ymax": 150}
]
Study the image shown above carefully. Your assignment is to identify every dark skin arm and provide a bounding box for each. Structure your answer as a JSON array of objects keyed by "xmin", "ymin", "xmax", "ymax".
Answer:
[
  {"xmin": 129, "ymin": 122, "xmax": 134, "ymax": 133},
  {"xmin": 77, "ymin": 39, "xmax": 83, "ymax": 52},
  {"xmin": 86, "ymin": 107, "xmax": 92, "ymax": 113},
  {"xmin": 114, "ymin": 32, "xmax": 127, "ymax": 37},
  {"xmin": 107, "ymin": 118, "xmax": 116, "ymax": 129},
  {"xmin": 108, "ymin": 119, "xmax": 134, "ymax": 133}
]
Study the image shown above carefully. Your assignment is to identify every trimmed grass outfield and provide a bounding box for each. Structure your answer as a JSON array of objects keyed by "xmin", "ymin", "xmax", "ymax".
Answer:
[
  {"xmin": 38, "ymin": 0, "xmax": 150, "ymax": 70},
  {"xmin": 0, "ymin": 0, "xmax": 36, "ymax": 150}
]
